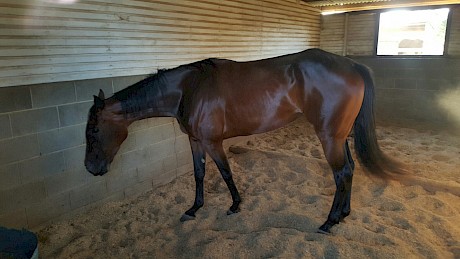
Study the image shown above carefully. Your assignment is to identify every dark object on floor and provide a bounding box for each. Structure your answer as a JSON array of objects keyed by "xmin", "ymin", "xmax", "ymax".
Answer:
[{"xmin": 0, "ymin": 227, "xmax": 38, "ymax": 259}]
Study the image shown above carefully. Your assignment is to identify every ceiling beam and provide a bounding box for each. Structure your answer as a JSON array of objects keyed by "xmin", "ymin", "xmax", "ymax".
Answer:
[{"xmin": 319, "ymin": 0, "xmax": 460, "ymax": 13}]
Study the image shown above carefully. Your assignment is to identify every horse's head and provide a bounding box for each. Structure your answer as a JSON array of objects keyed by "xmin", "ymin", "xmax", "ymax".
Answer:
[{"xmin": 84, "ymin": 90, "xmax": 128, "ymax": 176}]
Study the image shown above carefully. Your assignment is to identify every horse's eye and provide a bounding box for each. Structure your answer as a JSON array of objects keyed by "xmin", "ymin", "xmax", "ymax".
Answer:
[{"xmin": 92, "ymin": 128, "xmax": 99, "ymax": 134}]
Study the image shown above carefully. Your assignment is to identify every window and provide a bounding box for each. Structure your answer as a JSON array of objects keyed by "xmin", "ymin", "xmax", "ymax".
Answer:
[{"xmin": 377, "ymin": 8, "xmax": 449, "ymax": 55}]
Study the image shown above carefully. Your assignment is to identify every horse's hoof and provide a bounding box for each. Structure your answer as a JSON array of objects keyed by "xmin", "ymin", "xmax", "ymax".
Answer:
[
  {"xmin": 226, "ymin": 208, "xmax": 240, "ymax": 215},
  {"xmin": 318, "ymin": 221, "xmax": 334, "ymax": 234},
  {"xmin": 180, "ymin": 213, "xmax": 196, "ymax": 222},
  {"xmin": 316, "ymin": 228, "xmax": 331, "ymax": 235}
]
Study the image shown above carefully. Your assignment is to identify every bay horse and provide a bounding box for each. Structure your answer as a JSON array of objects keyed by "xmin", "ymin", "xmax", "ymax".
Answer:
[{"xmin": 85, "ymin": 48, "xmax": 402, "ymax": 233}]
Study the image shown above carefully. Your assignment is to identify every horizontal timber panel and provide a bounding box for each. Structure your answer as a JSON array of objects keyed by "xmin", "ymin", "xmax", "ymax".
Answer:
[
  {"xmin": 319, "ymin": 13, "xmax": 345, "ymax": 55},
  {"xmin": 0, "ymin": 1, "xmax": 319, "ymax": 27},
  {"xmin": 321, "ymin": 8, "xmax": 460, "ymax": 57},
  {"xmin": 1, "ymin": 46, "xmax": 319, "ymax": 67},
  {"xmin": 0, "ymin": 0, "xmax": 320, "ymax": 87},
  {"xmin": 345, "ymin": 13, "xmax": 376, "ymax": 56}
]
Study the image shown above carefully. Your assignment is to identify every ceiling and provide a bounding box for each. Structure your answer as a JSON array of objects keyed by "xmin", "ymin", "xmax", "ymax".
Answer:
[
  {"xmin": 303, "ymin": 0, "xmax": 390, "ymax": 7},
  {"xmin": 301, "ymin": 0, "xmax": 460, "ymax": 12}
]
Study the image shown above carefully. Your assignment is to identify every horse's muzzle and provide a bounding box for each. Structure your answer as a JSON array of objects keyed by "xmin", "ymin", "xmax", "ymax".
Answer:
[{"xmin": 85, "ymin": 163, "xmax": 108, "ymax": 176}]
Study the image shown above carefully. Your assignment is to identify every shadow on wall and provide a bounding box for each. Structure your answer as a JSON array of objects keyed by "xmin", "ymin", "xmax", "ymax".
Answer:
[{"xmin": 437, "ymin": 83, "xmax": 460, "ymax": 131}]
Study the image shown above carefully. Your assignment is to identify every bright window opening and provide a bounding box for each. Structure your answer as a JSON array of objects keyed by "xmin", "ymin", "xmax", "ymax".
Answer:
[{"xmin": 377, "ymin": 8, "xmax": 449, "ymax": 55}]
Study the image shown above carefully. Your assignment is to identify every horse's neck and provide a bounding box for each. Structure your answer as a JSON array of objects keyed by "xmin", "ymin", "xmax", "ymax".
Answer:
[{"xmin": 110, "ymin": 69, "xmax": 184, "ymax": 124}]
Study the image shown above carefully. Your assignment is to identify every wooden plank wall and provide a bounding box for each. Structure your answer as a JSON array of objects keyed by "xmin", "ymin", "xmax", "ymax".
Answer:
[
  {"xmin": 320, "ymin": 12, "xmax": 376, "ymax": 56},
  {"xmin": 448, "ymin": 6, "xmax": 460, "ymax": 55},
  {"xmin": 345, "ymin": 13, "xmax": 376, "ymax": 56},
  {"xmin": 0, "ymin": 0, "xmax": 320, "ymax": 87},
  {"xmin": 319, "ymin": 14, "xmax": 345, "ymax": 55},
  {"xmin": 320, "ymin": 6, "xmax": 460, "ymax": 56}
]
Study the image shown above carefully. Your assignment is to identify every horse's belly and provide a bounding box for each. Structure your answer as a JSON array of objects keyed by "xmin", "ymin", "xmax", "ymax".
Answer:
[
  {"xmin": 224, "ymin": 101, "xmax": 302, "ymax": 138},
  {"xmin": 252, "ymin": 112, "xmax": 302, "ymax": 134}
]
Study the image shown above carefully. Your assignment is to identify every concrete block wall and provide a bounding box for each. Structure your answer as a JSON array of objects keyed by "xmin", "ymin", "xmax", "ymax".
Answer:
[
  {"xmin": 320, "ymin": 6, "xmax": 460, "ymax": 134},
  {"xmin": 352, "ymin": 56, "xmax": 460, "ymax": 133},
  {"xmin": 0, "ymin": 75, "xmax": 193, "ymax": 229}
]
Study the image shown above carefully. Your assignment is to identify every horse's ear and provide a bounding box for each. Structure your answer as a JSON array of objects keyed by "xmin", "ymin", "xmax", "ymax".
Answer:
[
  {"xmin": 93, "ymin": 95, "xmax": 105, "ymax": 109},
  {"xmin": 98, "ymin": 89, "xmax": 105, "ymax": 100}
]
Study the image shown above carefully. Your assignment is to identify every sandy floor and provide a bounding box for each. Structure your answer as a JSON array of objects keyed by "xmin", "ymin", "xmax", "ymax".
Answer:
[{"xmin": 38, "ymin": 118, "xmax": 460, "ymax": 259}]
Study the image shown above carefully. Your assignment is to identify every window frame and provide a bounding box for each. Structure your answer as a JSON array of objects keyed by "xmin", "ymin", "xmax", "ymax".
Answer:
[{"xmin": 373, "ymin": 6, "xmax": 453, "ymax": 57}]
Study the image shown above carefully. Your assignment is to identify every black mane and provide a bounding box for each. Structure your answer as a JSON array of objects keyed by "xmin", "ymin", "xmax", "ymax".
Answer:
[
  {"xmin": 112, "ymin": 69, "xmax": 169, "ymax": 116},
  {"xmin": 111, "ymin": 59, "xmax": 217, "ymax": 117}
]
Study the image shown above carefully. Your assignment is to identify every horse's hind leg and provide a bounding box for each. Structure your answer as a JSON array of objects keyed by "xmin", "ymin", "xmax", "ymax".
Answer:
[
  {"xmin": 181, "ymin": 138, "xmax": 206, "ymax": 222},
  {"xmin": 345, "ymin": 139, "xmax": 355, "ymax": 171},
  {"xmin": 204, "ymin": 141, "xmax": 242, "ymax": 215},
  {"xmin": 317, "ymin": 137, "xmax": 354, "ymax": 234},
  {"xmin": 341, "ymin": 140, "xmax": 354, "ymax": 219}
]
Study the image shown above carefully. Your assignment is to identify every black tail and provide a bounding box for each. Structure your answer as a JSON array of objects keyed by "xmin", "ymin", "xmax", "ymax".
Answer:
[{"xmin": 353, "ymin": 63, "xmax": 404, "ymax": 178}]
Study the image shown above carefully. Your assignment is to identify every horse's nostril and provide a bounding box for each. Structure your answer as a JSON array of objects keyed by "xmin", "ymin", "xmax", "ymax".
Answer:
[
  {"xmin": 99, "ymin": 165, "xmax": 108, "ymax": 175},
  {"xmin": 85, "ymin": 163, "xmax": 99, "ymax": 176}
]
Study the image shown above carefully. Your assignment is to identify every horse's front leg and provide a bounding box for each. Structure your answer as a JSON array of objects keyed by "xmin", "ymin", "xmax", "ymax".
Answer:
[
  {"xmin": 204, "ymin": 141, "xmax": 242, "ymax": 215},
  {"xmin": 180, "ymin": 138, "xmax": 206, "ymax": 222}
]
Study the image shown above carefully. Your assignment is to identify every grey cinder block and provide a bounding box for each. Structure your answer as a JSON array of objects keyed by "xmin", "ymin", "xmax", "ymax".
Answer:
[
  {"xmin": 0, "ymin": 163, "xmax": 21, "ymax": 191},
  {"xmin": 133, "ymin": 127, "xmax": 164, "ymax": 149},
  {"xmin": 106, "ymin": 168, "xmax": 138, "ymax": 194},
  {"xmin": 394, "ymin": 78, "xmax": 417, "ymax": 90},
  {"xmin": 58, "ymin": 101, "xmax": 92, "ymax": 127},
  {"xmin": 0, "ymin": 181, "xmax": 46, "ymax": 215},
  {"xmin": 128, "ymin": 119, "xmax": 152, "ymax": 132},
  {"xmin": 176, "ymin": 150, "xmax": 192, "ymax": 168},
  {"xmin": 18, "ymin": 152, "xmax": 66, "ymax": 185},
  {"xmin": 10, "ymin": 107, "xmax": 59, "ymax": 137},
  {"xmin": 0, "ymin": 134, "xmax": 39, "ymax": 165},
  {"xmin": 417, "ymin": 79, "xmax": 451, "ymax": 91},
  {"xmin": 31, "ymin": 81, "xmax": 76, "ymax": 108},
  {"xmin": 44, "ymin": 169, "xmax": 88, "ymax": 197},
  {"xmin": 158, "ymin": 123, "xmax": 175, "ymax": 141},
  {"xmin": 75, "ymin": 78, "xmax": 113, "ymax": 102},
  {"xmin": 162, "ymin": 155, "xmax": 177, "ymax": 173},
  {"xmin": 177, "ymin": 163, "xmax": 194, "ymax": 177},
  {"xmin": 0, "ymin": 86, "xmax": 32, "ymax": 113},
  {"xmin": 69, "ymin": 179, "xmax": 107, "ymax": 210},
  {"xmin": 0, "ymin": 114, "xmax": 12, "ymax": 140},
  {"xmin": 25, "ymin": 192, "xmax": 71, "ymax": 228},
  {"xmin": 37, "ymin": 125, "xmax": 83, "ymax": 155},
  {"xmin": 63, "ymin": 145, "xmax": 86, "ymax": 172},
  {"xmin": 152, "ymin": 117, "xmax": 174, "ymax": 127},
  {"xmin": 118, "ymin": 134, "xmax": 137, "ymax": 154},
  {"xmin": 174, "ymin": 135, "xmax": 190, "ymax": 153},
  {"xmin": 124, "ymin": 180, "xmax": 152, "ymax": 198},
  {"xmin": 137, "ymin": 160, "xmax": 163, "ymax": 182},
  {"xmin": 119, "ymin": 148, "xmax": 150, "ymax": 172},
  {"xmin": 152, "ymin": 169, "xmax": 177, "ymax": 188},
  {"xmin": 148, "ymin": 139, "xmax": 175, "ymax": 161},
  {"xmin": 112, "ymin": 75, "xmax": 147, "ymax": 92}
]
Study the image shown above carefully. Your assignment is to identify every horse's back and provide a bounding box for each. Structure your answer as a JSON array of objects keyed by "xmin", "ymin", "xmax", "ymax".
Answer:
[{"xmin": 182, "ymin": 49, "xmax": 365, "ymax": 140}]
